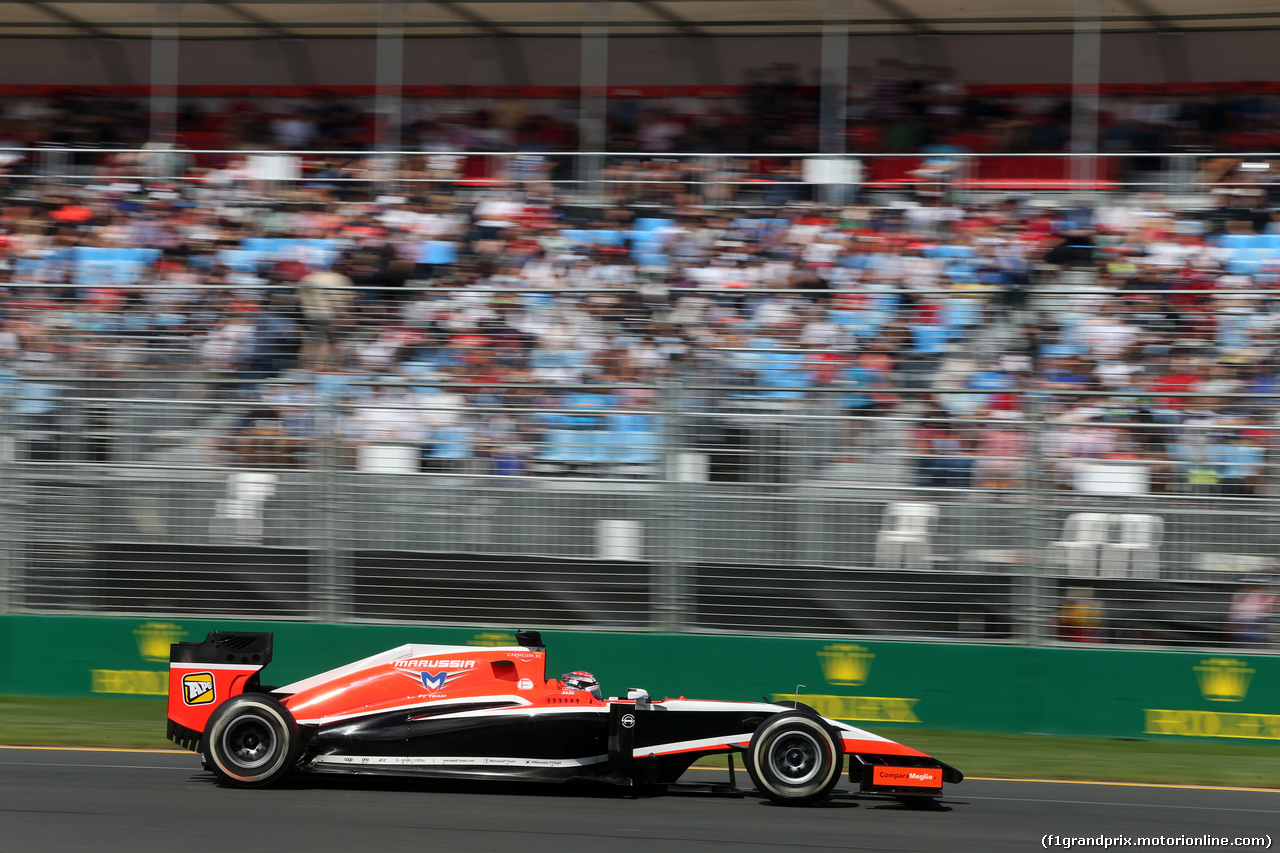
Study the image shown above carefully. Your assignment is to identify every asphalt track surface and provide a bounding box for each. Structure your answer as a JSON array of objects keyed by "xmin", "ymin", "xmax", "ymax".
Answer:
[{"xmin": 2, "ymin": 747, "xmax": 1277, "ymax": 853}]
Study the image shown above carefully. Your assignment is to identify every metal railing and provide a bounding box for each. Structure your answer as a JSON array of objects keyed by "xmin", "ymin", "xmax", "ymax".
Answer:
[
  {"xmin": 1, "ymin": 147, "xmax": 1279, "ymax": 651},
  {"xmin": 3, "ymin": 146, "xmax": 1279, "ymax": 204},
  {"xmin": 2, "ymin": 338, "xmax": 1278, "ymax": 648}
]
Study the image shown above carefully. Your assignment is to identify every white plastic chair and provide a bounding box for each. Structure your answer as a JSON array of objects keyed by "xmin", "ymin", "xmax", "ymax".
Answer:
[
  {"xmin": 210, "ymin": 472, "xmax": 279, "ymax": 544},
  {"xmin": 1101, "ymin": 514, "xmax": 1163, "ymax": 579},
  {"xmin": 1048, "ymin": 512, "xmax": 1111, "ymax": 577},
  {"xmin": 874, "ymin": 502, "xmax": 940, "ymax": 570}
]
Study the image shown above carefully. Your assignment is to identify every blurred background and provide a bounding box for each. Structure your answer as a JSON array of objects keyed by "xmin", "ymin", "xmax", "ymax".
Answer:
[{"xmin": 2, "ymin": 0, "xmax": 1280, "ymax": 652}]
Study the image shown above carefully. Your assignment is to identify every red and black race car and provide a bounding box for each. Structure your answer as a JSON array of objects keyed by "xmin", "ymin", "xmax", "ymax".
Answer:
[{"xmin": 167, "ymin": 630, "xmax": 961, "ymax": 806}]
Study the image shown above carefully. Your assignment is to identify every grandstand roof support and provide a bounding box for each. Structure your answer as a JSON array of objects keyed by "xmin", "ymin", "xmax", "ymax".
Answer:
[
  {"xmin": 819, "ymin": 0, "xmax": 849, "ymax": 158},
  {"xmin": 579, "ymin": 0, "xmax": 609, "ymax": 199},
  {"xmin": 97, "ymin": 38, "xmax": 139, "ymax": 87},
  {"xmin": 1114, "ymin": 0, "xmax": 1188, "ymax": 81},
  {"xmin": 21, "ymin": 0, "xmax": 106, "ymax": 37},
  {"xmin": 440, "ymin": 1, "xmax": 530, "ymax": 85},
  {"xmin": 819, "ymin": 0, "xmax": 850, "ymax": 205},
  {"xmin": 376, "ymin": 0, "xmax": 406, "ymax": 151},
  {"xmin": 1070, "ymin": 0, "xmax": 1101, "ymax": 188},
  {"xmin": 150, "ymin": 0, "xmax": 180, "ymax": 143},
  {"xmin": 3, "ymin": 1, "xmax": 1280, "ymax": 41},
  {"xmin": 217, "ymin": 1, "xmax": 317, "ymax": 85},
  {"xmin": 637, "ymin": 0, "xmax": 721, "ymax": 85}
]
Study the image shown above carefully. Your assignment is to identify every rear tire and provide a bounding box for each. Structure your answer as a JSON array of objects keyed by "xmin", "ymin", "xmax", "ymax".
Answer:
[
  {"xmin": 745, "ymin": 712, "xmax": 842, "ymax": 806},
  {"xmin": 203, "ymin": 694, "xmax": 298, "ymax": 788}
]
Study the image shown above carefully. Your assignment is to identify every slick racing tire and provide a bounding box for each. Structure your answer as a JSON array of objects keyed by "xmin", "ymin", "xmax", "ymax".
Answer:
[
  {"xmin": 203, "ymin": 694, "xmax": 299, "ymax": 788},
  {"xmin": 745, "ymin": 711, "xmax": 842, "ymax": 807}
]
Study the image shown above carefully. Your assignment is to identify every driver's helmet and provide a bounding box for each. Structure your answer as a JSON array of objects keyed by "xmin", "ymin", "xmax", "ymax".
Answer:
[{"xmin": 560, "ymin": 671, "xmax": 602, "ymax": 700}]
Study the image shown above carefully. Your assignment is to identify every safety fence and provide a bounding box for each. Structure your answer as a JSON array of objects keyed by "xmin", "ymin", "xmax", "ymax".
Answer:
[
  {"xmin": 2, "ymin": 147, "xmax": 1280, "ymax": 650},
  {"xmin": 2, "ymin": 361, "xmax": 1278, "ymax": 650},
  {"xmin": 4, "ymin": 147, "xmax": 1275, "ymax": 205}
]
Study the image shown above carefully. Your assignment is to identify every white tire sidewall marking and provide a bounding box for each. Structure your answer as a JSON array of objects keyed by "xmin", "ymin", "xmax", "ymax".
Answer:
[
  {"xmin": 751, "ymin": 716, "xmax": 839, "ymax": 799},
  {"xmin": 210, "ymin": 698, "xmax": 291, "ymax": 783}
]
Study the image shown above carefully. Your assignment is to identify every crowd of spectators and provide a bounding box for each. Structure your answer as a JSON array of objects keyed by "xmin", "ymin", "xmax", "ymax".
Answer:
[
  {"xmin": 0, "ymin": 138, "xmax": 1279, "ymax": 498},
  {"xmin": 2, "ymin": 66, "xmax": 1280, "ymax": 161}
]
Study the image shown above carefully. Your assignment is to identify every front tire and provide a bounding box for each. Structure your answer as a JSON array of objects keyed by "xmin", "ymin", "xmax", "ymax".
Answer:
[
  {"xmin": 745, "ymin": 712, "xmax": 842, "ymax": 806},
  {"xmin": 203, "ymin": 694, "xmax": 299, "ymax": 788}
]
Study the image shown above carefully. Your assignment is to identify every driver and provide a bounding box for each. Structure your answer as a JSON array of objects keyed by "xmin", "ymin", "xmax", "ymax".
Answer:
[{"xmin": 560, "ymin": 671, "xmax": 602, "ymax": 700}]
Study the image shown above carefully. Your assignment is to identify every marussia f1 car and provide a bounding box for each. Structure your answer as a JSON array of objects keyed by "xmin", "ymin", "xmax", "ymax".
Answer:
[{"xmin": 167, "ymin": 630, "xmax": 961, "ymax": 806}]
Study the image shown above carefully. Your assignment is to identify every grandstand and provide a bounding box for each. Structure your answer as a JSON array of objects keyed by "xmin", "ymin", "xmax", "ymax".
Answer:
[{"xmin": 1, "ymin": 1, "xmax": 1279, "ymax": 652}]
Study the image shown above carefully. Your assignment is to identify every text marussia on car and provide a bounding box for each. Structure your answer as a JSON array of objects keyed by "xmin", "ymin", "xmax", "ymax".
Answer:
[{"xmin": 167, "ymin": 631, "xmax": 961, "ymax": 806}]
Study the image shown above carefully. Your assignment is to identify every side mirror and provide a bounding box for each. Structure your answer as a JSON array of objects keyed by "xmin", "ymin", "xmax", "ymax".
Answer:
[{"xmin": 626, "ymin": 687, "xmax": 651, "ymax": 710}]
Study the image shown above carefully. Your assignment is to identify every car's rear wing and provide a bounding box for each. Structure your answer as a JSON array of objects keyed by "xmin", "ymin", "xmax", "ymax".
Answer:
[{"xmin": 167, "ymin": 632, "xmax": 274, "ymax": 752}]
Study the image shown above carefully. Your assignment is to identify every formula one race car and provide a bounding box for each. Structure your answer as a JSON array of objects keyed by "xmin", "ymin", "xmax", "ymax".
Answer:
[{"xmin": 167, "ymin": 630, "xmax": 961, "ymax": 806}]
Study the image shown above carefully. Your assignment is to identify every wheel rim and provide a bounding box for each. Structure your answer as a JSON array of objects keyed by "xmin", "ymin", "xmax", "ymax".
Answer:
[
  {"xmin": 766, "ymin": 730, "xmax": 823, "ymax": 786},
  {"xmin": 221, "ymin": 713, "xmax": 277, "ymax": 771}
]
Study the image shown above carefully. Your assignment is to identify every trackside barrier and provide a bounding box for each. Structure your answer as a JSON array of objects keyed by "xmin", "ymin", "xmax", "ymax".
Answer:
[{"xmin": 3, "ymin": 614, "xmax": 1279, "ymax": 745}]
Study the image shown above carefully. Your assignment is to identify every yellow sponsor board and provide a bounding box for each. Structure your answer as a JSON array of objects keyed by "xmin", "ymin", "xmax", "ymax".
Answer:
[
  {"xmin": 1194, "ymin": 658, "xmax": 1253, "ymax": 702},
  {"xmin": 469, "ymin": 632, "xmax": 517, "ymax": 647},
  {"xmin": 817, "ymin": 644, "xmax": 874, "ymax": 687},
  {"xmin": 772, "ymin": 693, "xmax": 920, "ymax": 724},
  {"xmin": 133, "ymin": 622, "xmax": 187, "ymax": 663},
  {"xmin": 91, "ymin": 669, "xmax": 168, "ymax": 696},
  {"xmin": 800, "ymin": 642, "xmax": 918, "ymax": 724},
  {"xmin": 88, "ymin": 621, "xmax": 188, "ymax": 695},
  {"xmin": 1144, "ymin": 709, "xmax": 1280, "ymax": 740}
]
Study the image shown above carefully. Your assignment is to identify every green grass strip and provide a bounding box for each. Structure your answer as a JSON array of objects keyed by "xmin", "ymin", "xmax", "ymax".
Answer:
[
  {"xmin": 0, "ymin": 696, "xmax": 174, "ymax": 750},
  {"xmin": 3, "ymin": 696, "xmax": 1277, "ymax": 789}
]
